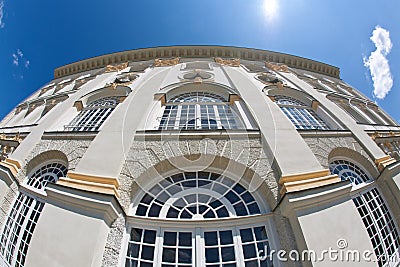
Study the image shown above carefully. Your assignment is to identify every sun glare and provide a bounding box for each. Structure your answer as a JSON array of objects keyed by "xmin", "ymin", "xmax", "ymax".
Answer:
[{"xmin": 263, "ymin": 0, "xmax": 279, "ymax": 22}]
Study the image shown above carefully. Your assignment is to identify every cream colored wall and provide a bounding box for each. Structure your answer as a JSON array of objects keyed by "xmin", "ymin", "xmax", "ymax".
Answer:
[
  {"xmin": 25, "ymin": 203, "xmax": 109, "ymax": 267},
  {"xmin": 297, "ymin": 200, "xmax": 376, "ymax": 267}
]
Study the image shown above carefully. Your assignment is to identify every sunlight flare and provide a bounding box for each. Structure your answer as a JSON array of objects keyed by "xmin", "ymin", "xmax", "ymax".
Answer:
[{"xmin": 263, "ymin": 0, "xmax": 279, "ymax": 22}]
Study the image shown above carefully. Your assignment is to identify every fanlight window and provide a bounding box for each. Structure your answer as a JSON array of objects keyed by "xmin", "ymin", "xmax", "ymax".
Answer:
[
  {"xmin": 159, "ymin": 92, "xmax": 244, "ymax": 130},
  {"xmin": 126, "ymin": 171, "xmax": 273, "ymax": 267},
  {"xmin": 26, "ymin": 162, "xmax": 67, "ymax": 191},
  {"xmin": 329, "ymin": 159, "xmax": 370, "ymax": 185},
  {"xmin": 65, "ymin": 96, "xmax": 121, "ymax": 131},
  {"xmin": 0, "ymin": 162, "xmax": 67, "ymax": 267},
  {"xmin": 274, "ymin": 95, "xmax": 330, "ymax": 130},
  {"xmin": 135, "ymin": 171, "xmax": 261, "ymax": 219},
  {"xmin": 329, "ymin": 159, "xmax": 400, "ymax": 266}
]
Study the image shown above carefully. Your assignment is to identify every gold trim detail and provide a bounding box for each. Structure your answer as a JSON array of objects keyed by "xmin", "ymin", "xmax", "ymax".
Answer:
[
  {"xmin": 279, "ymin": 169, "xmax": 331, "ymax": 184},
  {"xmin": 214, "ymin": 57, "xmax": 240, "ymax": 67},
  {"xmin": 57, "ymin": 177, "xmax": 119, "ymax": 197},
  {"xmin": 228, "ymin": 94, "xmax": 241, "ymax": 105},
  {"xmin": 105, "ymin": 62, "xmax": 129, "ymax": 72},
  {"xmin": 375, "ymin": 155, "xmax": 391, "ymax": 164},
  {"xmin": 154, "ymin": 93, "xmax": 167, "ymax": 106},
  {"xmin": 73, "ymin": 101, "xmax": 83, "ymax": 112},
  {"xmin": 280, "ymin": 174, "xmax": 341, "ymax": 195},
  {"xmin": 375, "ymin": 155, "xmax": 396, "ymax": 172},
  {"xmin": 311, "ymin": 100, "xmax": 319, "ymax": 111},
  {"xmin": 0, "ymin": 158, "xmax": 22, "ymax": 176},
  {"xmin": 67, "ymin": 171, "xmax": 120, "ymax": 187},
  {"xmin": 0, "ymin": 134, "xmax": 22, "ymax": 143},
  {"xmin": 154, "ymin": 57, "xmax": 180, "ymax": 67},
  {"xmin": 279, "ymin": 169, "xmax": 340, "ymax": 195},
  {"xmin": 61, "ymin": 171, "xmax": 120, "ymax": 197}
]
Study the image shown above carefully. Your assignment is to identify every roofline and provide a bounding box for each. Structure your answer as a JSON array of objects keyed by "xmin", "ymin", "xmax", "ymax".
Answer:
[{"xmin": 54, "ymin": 45, "xmax": 340, "ymax": 79}]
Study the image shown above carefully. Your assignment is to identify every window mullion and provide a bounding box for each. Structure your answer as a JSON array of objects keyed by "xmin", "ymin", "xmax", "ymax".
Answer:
[
  {"xmin": 196, "ymin": 104, "xmax": 201, "ymax": 129},
  {"xmin": 176, "ymin": 105, "xmax": 182, "ymax": 129},
  {"xmin": 154, "ymin": 227, "xmax": 163, "ymax": 266},
  {"xmin": 195, "ymin": 228, "xmax": 203, "ymax": 267},
  {"xmin": 213, "ymin": 105, "xmax": 222, "ymax": 129}
]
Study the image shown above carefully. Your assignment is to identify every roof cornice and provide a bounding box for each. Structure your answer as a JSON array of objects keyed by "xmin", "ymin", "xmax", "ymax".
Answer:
[{"xmin": 54, "ymin": 45, "xmax": 340, "ymax": 79}]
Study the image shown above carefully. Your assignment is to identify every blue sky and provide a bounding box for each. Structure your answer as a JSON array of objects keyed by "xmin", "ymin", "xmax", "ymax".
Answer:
[{"xmin": 0, "ymin": 0, "xmax": 399, "ymax": 122}]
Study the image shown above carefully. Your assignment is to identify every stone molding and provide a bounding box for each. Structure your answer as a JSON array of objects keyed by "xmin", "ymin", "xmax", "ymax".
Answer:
[
  {"xmin": 45, "ymin": 183, "xmax": 122, "ymax": 226},
  {"xmin": 54, "ymin": 46, "xmax": 340, "ymax": 79},
  {"xmin": 279, "ymin": 169, "xmax": 341, "ymax": 195},
  {"xmin": 59, "ymin": 171, "xmax": 120, "ymax": 197}
]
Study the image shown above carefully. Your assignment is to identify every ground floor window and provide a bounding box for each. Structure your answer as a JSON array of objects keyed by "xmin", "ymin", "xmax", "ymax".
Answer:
[
  {"xmin": 0, "ymin": 193, "xmax": 44, "ymax": 267},
  {"xmin": 353, "ymin": 188, "xmax": 400, "ymax": 266},
  {"xmin": 125, "ymin": 224, "xmax": 272, "ymax": 267}
]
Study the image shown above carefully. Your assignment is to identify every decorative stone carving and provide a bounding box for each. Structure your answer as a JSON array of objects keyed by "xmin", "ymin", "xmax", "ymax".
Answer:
[
  {"xmin": 265, "ymin": 62, "xmax": 289, "ymax": 72},
  {"xmin": 109, "ymin": 73, "xmax": 138, "ymax": 89},
  {"xmin": 214, "ymin": 57, "xmax": 240, "ymax": 67},
  {"xmin": 257, "ymin": 72, "xmax": 280, "ymax": 83},
  {"xmin": 154, "ymin": 57, "xmax": 180, "ymax": 67},
  {"xmin": 0, "ymin": 133, "xmax": 22, "ymax": 143},
  {"xmin": 105, "ymin": 62, "xmax": 129, "ymax": 72},
  {"xmin": 179, "ymin": 69, "xmax": 214, "ymax": 83}
]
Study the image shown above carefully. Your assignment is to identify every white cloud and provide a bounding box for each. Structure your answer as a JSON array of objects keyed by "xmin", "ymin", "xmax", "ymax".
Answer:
[
  {"xmin": 17, "ymin": 49, "xmax": 23, "ymax": 58},
  {"xmin": 0, "ymin": 1, "xmax": 4, "ymax": 28},
  {"xmin": 12, "ymin": 49, "xmax": 30, "ymax": 68},
  {"xmin": 363, "ymin": 25, "xmax": 393, "ymax": 99},
  {"xmin": 12, "ymin": 53, "xmax": 18, "ymax": 66}
]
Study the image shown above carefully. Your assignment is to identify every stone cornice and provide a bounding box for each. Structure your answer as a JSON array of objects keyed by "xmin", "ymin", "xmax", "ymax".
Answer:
[
  {"xmin": 54, "ymin": 46, "xmax": 340, "ymax": 79},
  {"xmin": 45, "ymin": 183, "xmax": 122, "ymax": 226}
]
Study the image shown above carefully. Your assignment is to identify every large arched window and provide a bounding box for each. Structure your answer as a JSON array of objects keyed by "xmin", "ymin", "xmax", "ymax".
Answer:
[
  {"xmin": 159, "ymin": 92, "xmax": 244, "ymax": 130},
  {"xmin": 274, "ymin": 95, "xmax": 330, "ymax": 130},
  {"xmin": 329, "ymin": 159, "xmax": 400, "ymax": 266},
  {"xmin": 0, "ymin": 162, "xmax": 67, "ymax": 267},
  {"xmin": 65, "ymin": 96, "xmax": 121, "ymax": 131},
  {"xmin": 125, "ymin": 171, "xmax": 274, "ymax": 267}
]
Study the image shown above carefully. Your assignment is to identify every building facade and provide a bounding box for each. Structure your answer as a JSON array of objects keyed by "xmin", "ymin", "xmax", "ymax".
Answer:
[{"xmin": 0, "ymin": 45, "xmax": 399, "ymax": 267}]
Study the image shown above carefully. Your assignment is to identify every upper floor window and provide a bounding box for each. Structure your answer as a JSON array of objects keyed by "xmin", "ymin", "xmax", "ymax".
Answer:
[
  {"xmin": 65, "ymin": 96, "xmax": 121, "ymax": 132},
  {"xmin": 159, "ymin": 92, "xmax": 244, "ymax": 130},
  {"xmin": 274, "ymin": 95, "xmax": 330, "ymax": 130}
]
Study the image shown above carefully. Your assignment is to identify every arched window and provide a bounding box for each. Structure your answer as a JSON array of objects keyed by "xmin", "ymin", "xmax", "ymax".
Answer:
[
  {"xmin": 0, "ymin": 162, "xmax": 67, "ymax": 267},
  {"xmin": 274, "ymin": 95, "xmax": 330, "ymax": 130},
  {"xmin": 329, "ymin": 159, "xmax": 370, "ymax": 185},
  {"xmin": 125, "ymin": 171, "xmax": 274, "ymax": 267},
  {"xmin": 65, "ymin": 96, "xmax": 121, "ymax": 131},
  {"xmin": 329, "ymin": 159, "xmax": 400, "ymax": 265},
  {"xmin": 159, "ymin": 92, "xmax": 244, "ymax": 130}
]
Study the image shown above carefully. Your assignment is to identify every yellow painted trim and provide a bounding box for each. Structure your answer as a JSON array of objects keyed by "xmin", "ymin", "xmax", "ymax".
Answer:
[
  {"xmin": 311, "ymin": 100, "xmax": 319, "ymax": 111},
  {"xmin": 377, "ymin": 158, "xmax": 397, "ymax": 172},
  {"xmin": 279, "ymin": 169, "xmax": 331, "ymax": 185},
  {"xmin": 280, "ymin": 174, "xmax": 341, "ymax": 195},
  {"xmin": 5, "ymin": 158, "xmax": 21, "ymax": 169},
  {"xmin": 228, "ymin": 94, "xmax": 241, "ymax": 105},
  {"xmin": 57, "ymin": 177, "xmax": 119, "ymax": 197},
  {"xmin": 375, "ymin": 155, "xmax": 391, "ymax": 165},
  {"xmin": 67, "ymin": 171, "xmax": 120, "ymax": 188},
  {"xmin": 0, "ymin": 162, "xmax": 18, "ymax": 176},
  {"xmin": 73, "ymin": 101, "xmax": 83, "ymax": 112}
]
